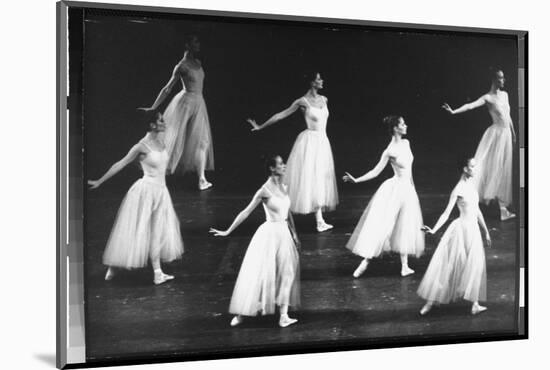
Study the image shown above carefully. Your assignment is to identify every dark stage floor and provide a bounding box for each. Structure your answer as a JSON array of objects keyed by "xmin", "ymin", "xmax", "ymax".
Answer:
[{"xmin": 84, "ymin": 187, "xmax": 519, "ymax": 361}]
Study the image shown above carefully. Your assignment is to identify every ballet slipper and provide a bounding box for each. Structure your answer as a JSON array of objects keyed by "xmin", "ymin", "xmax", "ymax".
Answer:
[
  {"xmin": 471, "ymin": 303, "xmax": 487, "ymax": 315},
  {"xmin": 401, "ymin": 266, "xmax": 415, "ymax": 277},
  {"xmin": 500, "ymin": 207, "xmax": 516, "ymax": 221},
  {"xmin": 230, "ymin": 315, "xmax": 244, "ymax": 327},
  {"xmin": 279, "ymin": 315, "xmax": 298, "ymax": 328},
  {"xmin": 353, "ymin": 259, "xmax": 368, "ymax": 278},
  {"xmin": 199, "ymin": 179, "xmax": 213, "ymax": 191},
  {"xmin": 316, "ymin": 221, "xmax": 333, "ymax": 232},
  {"xmin": 104, "ymin": 267, "xmax": 116, "ymax": 281},
  {"xmin": 154, "ymin": 273, "xmax": 175, "ymax": 285},
  {"xmin": 420, "ymin": 303, "xmax": 432, "ymax": 315}
]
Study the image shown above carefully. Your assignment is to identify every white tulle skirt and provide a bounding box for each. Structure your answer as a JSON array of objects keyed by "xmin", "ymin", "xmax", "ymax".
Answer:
[
  {"xmin": 346, "ymin": 176, "xmax": 425, "ymax": 258},
  {"xmin": 229, "ymin": 221, "xmax": 300, "ymax": 316},
  {"xmin": 284, "ymin": 129, "xmax": 339, "ymax": 214},
  {"xmin": 102, "ymin": 178, "xmax": 184, "ymax": 269},
  {"xmin": 474, "ymin": 123, "xmax": 513, "ymax": 206},
  {"xmin": 417, "ymin": 217, "xmax": 487, "ymax": 303},
  {"xmin": 162, "ymin": 91, "xmax": 214, "ymax": 174}
]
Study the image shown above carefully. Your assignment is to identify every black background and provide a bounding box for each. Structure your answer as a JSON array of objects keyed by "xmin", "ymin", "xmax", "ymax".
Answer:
[{"xmin": 82, "ymin": 10, "xmax": 518, "ymax": 197}]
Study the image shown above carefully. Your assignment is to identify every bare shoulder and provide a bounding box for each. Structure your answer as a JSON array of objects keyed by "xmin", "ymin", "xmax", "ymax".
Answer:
[
  {"xmin": 133, "ymin": 141, "xmax": 149, "ymax": 154},
  {"xmin": 294, "ymin": 97, "xmax": 307, "ymax": 108},
  {"xmin": 256, "ymin": 184, "xmax": 271, "ymax": 199},
  {"xmin": 176, "ymin": 60, "xmax": 190, "ymax": 74},
  {"xmin": 383, "ymin": 143, "xmax": 394, "ymax": 158},
  {"xmin": 481, "ymin": 93, "xmax": 492, "ymax": 102},
  {"xmin": 121, "ymin": 142, "xmax": 148, "ymax": 162}
]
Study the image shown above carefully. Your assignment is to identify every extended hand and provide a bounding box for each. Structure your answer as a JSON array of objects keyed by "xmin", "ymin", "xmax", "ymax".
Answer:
[
  {"xmin": 342, "ymin": 172, "xmax": 357, "ymax": 183},
  {"xmin": 137, "ymin": 107, "xmax": 155, "ymax": 112},
  {"xmin": 209, "ymin": 228, "xmax": 230, "ymax": 237},
  {"xmin": 246, "ymin": 118, "xmax": 261, "ymax": 131},
  {"xmin": 441, "ymin": 103, "xmax": 453, "ymax": 114},
  {"xmin": 485, "ymin": 235, "xmax": 492, "ymax": 248},
  {"xmin": 87, "ymin": 180, "xmax": 101, "ymax": 190},
  {"xmin": 421, "ymin": 225, "xmax": 435, "ymax": 234}
]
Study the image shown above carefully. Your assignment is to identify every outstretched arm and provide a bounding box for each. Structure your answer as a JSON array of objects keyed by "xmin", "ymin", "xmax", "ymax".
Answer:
[
  {"xmin": 140, "ymin": 64, "xmax": 182, "ymax": 111},
  {"xmin": 343, "ymin": 150, "xmax": 390, "ymax": 184},
  {"xmin": 209, "ymin": 188, "xmax": 266, "ymax": 236},
  {"xmin": 477, "ymin": 209, "xmax": 492, "ymax": 247},
  {"xmin": 247, "ymin": 99, "xmax": 303, "ymax": 131},
  {"xmin": 442, "ymin": 95, "xmax": 487, "ymax": 115},
  {"xmin": 424, "ymin": 186, "xmax": 459, "ymax": 234},
  {"xmin": 88, "ymin": 143, "xmax": 144, "ymax": 189}
]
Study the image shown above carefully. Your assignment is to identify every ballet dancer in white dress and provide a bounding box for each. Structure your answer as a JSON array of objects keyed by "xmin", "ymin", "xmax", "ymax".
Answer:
[
  {"xmin": 247, "ymin": 72, "xmax": 338, "ymax": 232},
  {"xmin": 442, "ymin": 69, "xmax": 516, "ymax": 221},
  {"xmin": 88, "ymin": 111, "xmax": 184, "ymax": 285},
  {"xmin": 418, "ymin": 157, "xmax": 491, "ymax": 315},
  {"xmin": 139, "ymin": 35, "xmax": 214, "ymax": 190},
  {"xmin": 343, "ymin": 116, "xmax": 425, "ymax": 278},
  {"xmin": 209, "ymin": 155, "xmax": 300, "ymax": 328}
]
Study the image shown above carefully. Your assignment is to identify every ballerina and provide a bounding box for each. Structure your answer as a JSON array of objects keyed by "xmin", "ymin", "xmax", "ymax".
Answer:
[
  {"xmin": 442, "ymin": 68, "xmax": 516, "ymax": 221},
  {"xmin": 139, "ymin": 35, "xmax": 214, "ymax": 190},
  {"xmin": 247, "ymin": 72, "xmax": 338, "ymax": 232},
  {"xmin": 343, "ymin": 115, "xmax": 425, "ymax": 278},
  {"xmin": 209, "ymin": 155, "xmax": 300, "ymax": 328},
  {"xmin": 418, "ymin": 157, "xmax": 491, "ymax": 315},
  {"xmin": 88, "ymin": 111, "xmax": 184, "ymax": 285}
]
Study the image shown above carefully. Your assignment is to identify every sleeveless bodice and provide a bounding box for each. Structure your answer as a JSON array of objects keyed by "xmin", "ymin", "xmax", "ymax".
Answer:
[
  {"xmin": 456, "ymin": 182, "xmax": 480, "ymax": 221},
  {"xmin": 303, "ymin": 97, "xmax": 329, "ymax": 132},
  {"xmin": 487, "ymin": 93, "xmax": 512, "ymax": 126},
  {"xmin": 388, "ymin": 142, "xmax": 413, "ymax": 178},
  {"xmin": 139, "ymin": 140, "xmax": 168, "ymax": 185},
  {"xmin": 262, "ymin": 184, "xmax": 291, "ymax": 222},
  {"xmin": 179, "ymin": 63, "xmax": 204, "ymax": 94}
]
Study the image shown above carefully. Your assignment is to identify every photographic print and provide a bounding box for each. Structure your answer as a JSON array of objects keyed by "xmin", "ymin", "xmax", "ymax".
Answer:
[{"xmin": 57, "ymin": 1, "xmax": 527, "ymax": 367}]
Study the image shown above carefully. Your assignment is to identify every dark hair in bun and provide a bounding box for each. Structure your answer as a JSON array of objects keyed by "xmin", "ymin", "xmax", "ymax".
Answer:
[
  {"xmin": 303, "ymin": 70, "xmax": 320, "ymax": 87},
  {"xmin": 262, "ymin": 154, "xmax": 282, "ymax": 176},
  {"xmin": 138, "ymin": 109, "xmax": 161, "ymax": 132},
  {"xmin": 457, "ymin": 155, "xmax": 474, "ymax": 174},
  {"xmin": 489, "ymin": 66, "xmax": 504, "ymax": 81},
  {"xmin": 383, "ymin": 115, "xmax": 403, "ymax": 136}
]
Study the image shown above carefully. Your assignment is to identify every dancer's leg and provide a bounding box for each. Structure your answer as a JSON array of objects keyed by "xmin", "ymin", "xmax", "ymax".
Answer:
[
  {"xmin": 197, "ymin": 146, "xmax": 212, "ymax": 190},
  {"xmin": 420, "ymin": 301, "xmax": 433, "ymax": 315},
  {"xmin": 315, "ymin": 208, "xmax": 333, "ymax": 232},
  {"xmin": 400, "ymin": 254, "xmax": 415, "ymax": 277},
  {"xmin": 353, "ymin": 259, "xmax": 369, "ymax": 278},
  {"xmin": 151, "ymin": 257, "xmax": 174, "ymax": 285},
  {"xmin": 498, "ymin": 199, "xmax": 516, "ymax": 221},
  {"xmin": 279, "ymin": 304, "xmax": 298, "ymax": 327},
  {"xmin": 471, "ymin": 301, "xmax": 487, "ymax": 315},
  {"xmin": 104, "ymin": 267, "xmax": 116, "ymax": 281}
]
